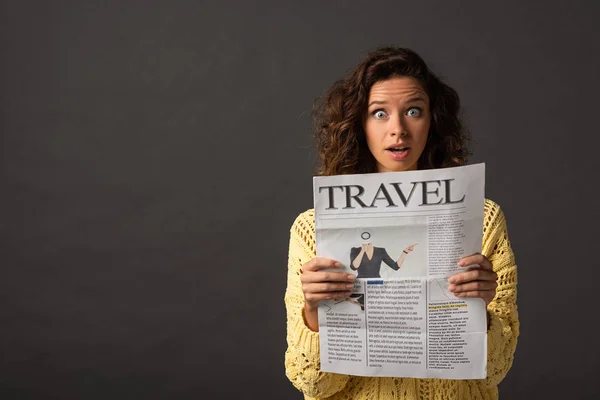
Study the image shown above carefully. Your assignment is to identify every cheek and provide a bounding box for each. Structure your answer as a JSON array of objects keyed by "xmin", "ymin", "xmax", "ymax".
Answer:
[
  {"xmin": 364, "ymin": 121, "xmax": 384, "ymax": 145},
  {"xmin": 414, "ymin": 121, "xmax": 430, "ymax": 145}
]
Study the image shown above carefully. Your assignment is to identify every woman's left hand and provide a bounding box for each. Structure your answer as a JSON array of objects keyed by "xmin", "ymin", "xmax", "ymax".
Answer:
[
  {"xmin": 404, "ymin": 243, "xmax": 417, "ymax": 253},
  {"xmin": 448, "ymin": 253, "xmax": 498, "ymax": 306}
]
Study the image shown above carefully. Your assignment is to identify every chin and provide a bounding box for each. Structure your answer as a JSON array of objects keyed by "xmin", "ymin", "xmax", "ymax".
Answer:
[{"xmin": 381, "ymin": 161, "xmax": 418, "ymax": 173}]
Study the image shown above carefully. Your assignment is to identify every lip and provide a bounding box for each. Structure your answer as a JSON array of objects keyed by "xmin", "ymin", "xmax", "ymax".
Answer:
[
  {"xmin": 386, "ymin": 144, "xmax": 411, "ymax": 161},
  {"xmin": 386, "ymin": 143, "xmax": 409, "ymax": 150}
]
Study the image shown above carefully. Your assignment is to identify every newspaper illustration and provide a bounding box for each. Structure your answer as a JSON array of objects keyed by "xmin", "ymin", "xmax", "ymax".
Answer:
[{"xmin": 313, "ymin": 163, "xmax": 486, "ymax": 380}]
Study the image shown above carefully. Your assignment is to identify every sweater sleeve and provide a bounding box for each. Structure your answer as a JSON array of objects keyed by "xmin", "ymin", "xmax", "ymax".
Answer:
[
  {"xmin": 284, "ymin": 210, "xmax": 350, "ymax": 398},
  {"xmin": 380, "ymin": 248, "xmax": 400, "ymax": 271},
  {"xmin": 481, "ymin": 200, "xmax": 520, "ymax": 388}
]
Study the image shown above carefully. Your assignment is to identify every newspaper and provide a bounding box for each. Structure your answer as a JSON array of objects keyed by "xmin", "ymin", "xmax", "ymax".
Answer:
[{"xmin": 313, "ymin": 163, "xmax": 486, "ymax": 380}]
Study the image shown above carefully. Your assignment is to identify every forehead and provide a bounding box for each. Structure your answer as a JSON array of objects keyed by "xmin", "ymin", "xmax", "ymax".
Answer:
[{"xmin": 368, "ymin": 77, "xmax": 429, "ymax": 101}]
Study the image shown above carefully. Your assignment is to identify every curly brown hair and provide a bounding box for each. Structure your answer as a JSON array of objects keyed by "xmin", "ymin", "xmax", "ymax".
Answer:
[{"xmin": 314, "ymin": 46, "xmax": 470, "ymax": 176}]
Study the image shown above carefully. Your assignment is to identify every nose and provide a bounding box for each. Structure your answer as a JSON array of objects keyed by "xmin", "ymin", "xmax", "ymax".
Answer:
[{"xmin": 389, "ymin": 114, "xmax": 408, "ymax": 137}]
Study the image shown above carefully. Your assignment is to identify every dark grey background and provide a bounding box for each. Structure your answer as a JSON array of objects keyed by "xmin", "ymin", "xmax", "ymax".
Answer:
[{"xmin": 1, "ymin": 1, "xmax": 598, "ymax": 399}]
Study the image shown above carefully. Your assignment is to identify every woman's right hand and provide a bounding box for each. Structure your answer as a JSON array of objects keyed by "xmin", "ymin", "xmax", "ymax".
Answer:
[{"xmin": 300, "ymin": 257, "xmax": 356, "ymax": 331}]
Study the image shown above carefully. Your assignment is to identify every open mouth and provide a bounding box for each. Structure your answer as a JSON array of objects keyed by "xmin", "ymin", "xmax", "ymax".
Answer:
[
  {"xmin": 387, "ymin": 146, "xmax": 409, "ymax": 152},
  {"xmin": 386, "ymin": 145, "xmax": 411, "ymax": 161},
  {"xmin": 386, "ymin": 145, "xmax": 409, "ymax": 152}
]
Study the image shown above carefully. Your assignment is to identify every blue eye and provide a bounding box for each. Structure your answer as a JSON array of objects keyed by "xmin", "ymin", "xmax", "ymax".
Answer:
[
  {"xmin": 407, "ymin": 107, "xmax": 422, "ymax": 117},
  {"xmin": 374, "ymin": 110, "xmax": 387, "ymax": 119}
]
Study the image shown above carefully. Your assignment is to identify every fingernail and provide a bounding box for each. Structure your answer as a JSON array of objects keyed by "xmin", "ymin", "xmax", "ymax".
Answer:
[
  {"xmin": 348, "ymin": 275, "xmax": 356, "ymax": 280},
  {"xmin": 346, "ymin": 284, "xmax": 354, "ymax": 289},
  {"xmin": 335, "ymin": 262, "xmax": 342, "ymax": 267},
  {"xmin": 448, "ymin": 285, "xmax": 455, "ymax": 292},
  {"xmin": 448, "ymin": 277, "xmax": 455, "ymax": 283},
  {"xmin": 458, "ymin": 260, "xmax": 465, "ymax": 266}
]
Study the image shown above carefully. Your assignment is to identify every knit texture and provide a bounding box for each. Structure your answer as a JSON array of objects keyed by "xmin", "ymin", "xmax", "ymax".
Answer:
[{"xmin": 284, "ymin": 199, "xmax": 519, "ymax": 400}]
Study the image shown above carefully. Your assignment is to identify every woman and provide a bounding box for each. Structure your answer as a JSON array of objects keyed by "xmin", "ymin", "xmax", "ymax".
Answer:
[
  {"xmin": 284, "ymin": 47, "xmax": 519, "ymax": 399},
  {"xmin": 350, "ymin": 239, "xmax": 416, "ymax": 279}
]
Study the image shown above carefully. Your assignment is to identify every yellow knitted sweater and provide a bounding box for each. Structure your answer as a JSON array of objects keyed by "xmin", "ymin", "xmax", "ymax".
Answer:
[{"xmin": 284, "ymin": 199, "xmax": 519, "ymax": 400}]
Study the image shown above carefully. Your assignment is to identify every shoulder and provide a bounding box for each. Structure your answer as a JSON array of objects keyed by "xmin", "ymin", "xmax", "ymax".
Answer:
[
  {"xmin": 374, "ymin": 247, "xmax": 391, "ymax": 256},
  {"xmin": 484, "ymin": 199, "xmax": 504, "ymax": 220},
  {"xmin": 290, "ymin": 209, "xmax": 314, "ymax": 230},
  {"xmin": 483, "ymin": 198, "xmax": 511, "ymax": 248},
  {"xmin": 290, "ymin": 209, "xmax": 315, "ymax": 241},
  {"xmin": 484, "ymin": 198, "xmax": 507, "ymax": 230},
  {"xmin": 289, "ymin": 209, "xmax": 316, "ymax": 258}
]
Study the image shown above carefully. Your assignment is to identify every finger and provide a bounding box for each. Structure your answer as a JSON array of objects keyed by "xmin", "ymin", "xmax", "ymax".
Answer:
[
  {"xmin": 452, "ymin": 290, "xmax": 495, "ymax": 303},
  {"xmin": 302, "ymin": 257, "xmax": 342, "ymax": 273},
  {"xmin": 301, "ymin": 271, "xmax": 356, "ymax": 284},
  {"xmin": 448, "ymin": 270, "xmax": 497, "ymax": 285},
  {"xmin": 449, "ymin": 280, "xmax": 497, "ymax": 293},
  {"xmin": 304, "ymin": 291, "xmax": 352, "ymax": 303},
  {"xmin": 458, "ymin": 253, "xmax": 493, "ymax": 271},
  {"xmin": 303, "ymin": 282, "xmax": 356, "ymax": 293}
]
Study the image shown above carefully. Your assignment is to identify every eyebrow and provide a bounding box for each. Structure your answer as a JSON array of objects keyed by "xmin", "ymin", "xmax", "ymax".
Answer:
[{"xmin": 368, "ymin": 97, "xmax": 427, "ymax": 107}]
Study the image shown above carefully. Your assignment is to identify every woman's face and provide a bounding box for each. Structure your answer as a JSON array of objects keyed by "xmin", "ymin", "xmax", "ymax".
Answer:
[{"xmin": 363, "ymin": 76, "xmax": 430, "ymax": 173}]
